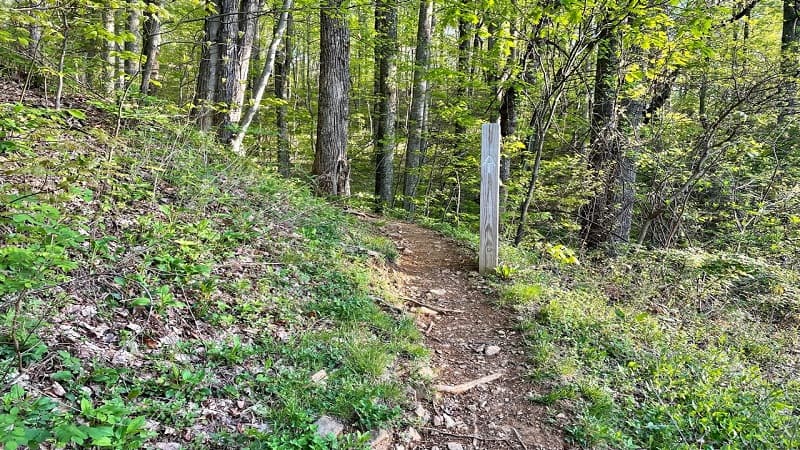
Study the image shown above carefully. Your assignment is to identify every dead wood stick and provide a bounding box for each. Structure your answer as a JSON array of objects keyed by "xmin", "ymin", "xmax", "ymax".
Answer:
[
  {"xmin": 421, "ymin": 427, "xmax": 510, "ymax": 442},
  {"xmin": 435, "ymin": 372, "xmax": 504, "ymax": 394},
  {"xmin": 402, "ymin": 296, "xmax": 465, "ymax": 314},
  {"xmin": 513, "ymin": 427, "xmax": 529, "ymax": 450}
]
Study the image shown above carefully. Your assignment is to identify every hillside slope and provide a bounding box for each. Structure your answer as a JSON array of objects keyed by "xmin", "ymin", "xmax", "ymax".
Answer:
[{"xmin": 0, "ymin": 80, "xmax": 427, "ymax": 449}]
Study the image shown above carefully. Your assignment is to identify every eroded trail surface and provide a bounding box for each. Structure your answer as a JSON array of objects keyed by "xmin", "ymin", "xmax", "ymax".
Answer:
[{"xmin": 381, "ymin": 221, "xmax": 570, "ymax": 450}]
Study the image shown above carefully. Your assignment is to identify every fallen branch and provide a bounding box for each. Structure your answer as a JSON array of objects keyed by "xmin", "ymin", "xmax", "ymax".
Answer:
[
  {"xmin": 402, "ymin": 296, "xmax": 464, "ymax": 314},
  {"xmin": 513, "ymin": 427, "xmax": 529, "ymax": 450},
  {"xmin": 421, "ymin": 427, "xmax": 510, "ymax": 442},
  {"xmin": 435, "ymin": 372, "xmax": 504, "ymax": 394}
]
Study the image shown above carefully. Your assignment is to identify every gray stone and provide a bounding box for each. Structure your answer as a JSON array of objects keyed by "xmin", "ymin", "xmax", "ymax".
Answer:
[
  {"xmin": 369, "ymin": 429, "xmax": 392, "ymax": 450},
  {"xmin": 484, "ymin": 345, "xmax": 501, "ymax": 356},
  {"xmin": 154, "ymin": 443, "xmax": 181, "ymax": 450},
  {"xmin": 414, "ymin": 404, "xmax": 430, "ymax": 423},
  {"xmin": 313, "ymin": 415, "xmax": 344, "ymax": 438},
  {"xmin": 446, "ymin": 443, "xmax": 464, "ymax": 450},
  {"xmin": 404, "ymin": 427, "xmax": 421, "ymax": 442}
]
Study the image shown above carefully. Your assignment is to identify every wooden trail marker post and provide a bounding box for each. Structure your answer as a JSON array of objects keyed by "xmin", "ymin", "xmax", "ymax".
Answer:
[{"xmin": 480, "ymin": 123, "xmax": 500, "ymax": 275}]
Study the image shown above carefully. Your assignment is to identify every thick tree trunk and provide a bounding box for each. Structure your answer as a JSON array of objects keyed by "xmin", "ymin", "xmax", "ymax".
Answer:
[
  {"xmin": 230, "ymin": 0, "xmax": 293, "ymax": 155},
  {"xmin": 580, "ymin": 23, "xmax": 623, "ymax": 251},
  {"xmin": 275, "ymin": 13, "xmax": 293, "ymax": 176},
  {"xmin": 194, "ymin": 0, "xmax": 222, "ymax": 131},
  {"xmin": 373, "ymin": 0, "xmax": 398, "ymax": 211},
  {"xmin": 215, "ymin": 0, "xmax": 259, "ymax": 143},
  {"xmin": 140, "ymin": 0, "xmax": 162, "ymax": 95},
  {"xmin": 313, "ymin": 0, "xmax": 351, "ymax": 196},
  {"xmin": 124, "ymin": 0, "xmax": 141, "ymax": 78},
  {"xmin": 402, "ymin": 0, "xmax": 433, "ymax": 214}
]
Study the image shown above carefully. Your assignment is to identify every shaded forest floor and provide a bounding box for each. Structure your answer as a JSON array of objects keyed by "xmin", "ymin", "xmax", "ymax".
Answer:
[{"xmin": 379, "ymin": 220, "xmax": 569, "ymax": 450}]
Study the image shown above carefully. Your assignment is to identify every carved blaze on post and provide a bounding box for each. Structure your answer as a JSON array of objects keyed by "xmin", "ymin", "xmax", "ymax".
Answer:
[{"xmin": 480, "ymin": 123, "xmax": 500, "ymax": 275}]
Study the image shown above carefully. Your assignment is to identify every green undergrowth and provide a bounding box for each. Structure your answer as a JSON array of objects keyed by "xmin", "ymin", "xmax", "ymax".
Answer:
[
  {"xmin": 0, "ymin": 100, "xmax": 425, "ymax": 449},
  {"xmin": 497, "ymin": 244, "xmax": 800, "ymax": 449}
]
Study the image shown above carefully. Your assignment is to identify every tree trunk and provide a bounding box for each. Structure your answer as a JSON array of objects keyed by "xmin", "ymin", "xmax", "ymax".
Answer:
[
  {"xmin": 55, "ymin": 9, "xmax": 69, "ymax": 109},
  {"xmin": 499, "ymin": 82, "xmax": 517, "ymax": 215},
  {"xmin": 780, "ymin": 0, "xmax": 800, "ymax": 121},
  {"xmin": 580, "ymin": 22, "xmax": 623, "ymax": 251},
  {"xmin": 275, "ymin": 13, "xmax": 293, "ymax": 176},
  {"xmin": 313, "ymin": 0, "xmax": 351, "ymax": 196},
  {"xmin": 402, "ymin": 0, "xmax": 433, "ymax": 214},
  {"xmin": 103, "ymin": 7, "xmax": 116, "ymax": 94},
  {"xmin": 230, "ymin": 0, "xmax": 293, "ymax": 155},
  {"xmin": 373, "ymin": 0, "xmax": 398, "ymax": 211},
  {"xmin": 454, "ymin": 0, "xmax": 472, "ymax": 135},
  {"xmin": 193, "ymin": 0, "xmax": 222, "ymax": 131},
  {"xmin": 124, "ymin": 0, "xmax": 141, "ymax": 78},
  {"xmin": 215, "ymin": 0, "xmax": 260, "ymax": 143},
  {"xmin": 140, "ymin": 0, "xmax": 162, "ymax": 95}
]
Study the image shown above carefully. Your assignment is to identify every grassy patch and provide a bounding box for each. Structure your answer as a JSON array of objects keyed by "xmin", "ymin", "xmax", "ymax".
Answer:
[
  {"xmin": 0, "ymin": 100, "xmax": 425, "ymax": 448},
  {"xmin": 500, "ymin": 246, "xmax": 800, "ymax": 449}
]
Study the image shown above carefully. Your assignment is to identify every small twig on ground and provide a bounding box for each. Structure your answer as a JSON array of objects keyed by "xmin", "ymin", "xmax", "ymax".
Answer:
[
  {"xmin": 425, "ymin": 321, "xmax": 434, "ymax": 334},
  {"xmin": 343, "ymin": 208, "xmax": 378, "ymax": 219},
  {"xmin": 402, "ymin": 296, "xmax": 465, "ymax": 314},
  {"xmin": 421, "ymin": 426, "xmax": 510, "ymax": 442},
  {"xmin": 367, "ymin": 295, "xmax": 406, "ymax": 315},
  {"xmin": 472, "ymin": 413, "xmax": 479, "ymax": 447},
  {"xmin": 513, "ymin": 427, "xmax": 529, "ymax": 450},
  {"xmin": 435, "ymin": 372, "xmax": 504, "ymax": 394}
]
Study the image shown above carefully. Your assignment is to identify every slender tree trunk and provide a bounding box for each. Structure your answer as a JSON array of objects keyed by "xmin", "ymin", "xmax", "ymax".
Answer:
[
  {"xmin": 248, "ymin": 0, "xmax": 266, "ymax": 91},
  {"xmin": 55, "ymin": 10, "xmax": 69, "ymax": 110},
  {"xmin": 194, "ymin": 0, "xmax": 223, "ymax": 131},
  {"xmin": 103, "ymin": 7, "xmax": 116, "ymax": 94},
  {"xmin": 513, "ymin": 98, "xmax": 560, "ymax": 246},
  {"xmin": 313, "ymin": 0, "xmax": 351, "ymax": 196},
  {"xmin": 124, "ymin": 0, "xmax": 141, "ymax": 78},
  {"xmin": 373, "ymin": 0, "xmax": 398, "ymax": 211},
  {"xmin": 580, "ymin": 22, "xmax": 623, "ymax": 251},
  {"xmin": 402, "ymin": 0, "xmax": 433, "ymax": 214},
  {"xmin": 230, "ymin": 0, "xmax": 293, "ymax": 155},
  {"xmin": 140, "ymin": 0, "xmax": 162, "ymax": 95},
  {"xmin": 454, "ymin": 0, "xmax": 472, "ymax": 135},
  {"xmin": 780, "ymin": 0, "xmax": 800, "ymax": 121},
  {"xmin": 276, "ymin": 13, "xmax": 294, "ymax": 176}
]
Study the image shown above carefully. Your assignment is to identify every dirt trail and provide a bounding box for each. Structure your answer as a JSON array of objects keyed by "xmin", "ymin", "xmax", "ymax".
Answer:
[{"xmin": 381, "ymin": 220, "xmax": 570, "ymax": 450}]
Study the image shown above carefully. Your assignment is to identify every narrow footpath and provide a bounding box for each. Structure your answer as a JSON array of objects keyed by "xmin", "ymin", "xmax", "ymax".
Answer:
[{"xmin": 381, "ymin": 220, "xmax": 570, "ymax": 450}]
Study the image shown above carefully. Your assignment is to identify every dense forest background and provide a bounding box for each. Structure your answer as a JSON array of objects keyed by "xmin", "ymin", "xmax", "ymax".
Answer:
[
  {"xmin": 2, "ymin": 0, "xmax": 800, "ymax": 448},
  {"xmin": 2, "ymin": 0, "xmax": 798, "ymax": 257}
]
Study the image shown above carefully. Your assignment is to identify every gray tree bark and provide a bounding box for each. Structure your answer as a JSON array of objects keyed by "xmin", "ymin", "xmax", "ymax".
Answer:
[
  {"xmin": 402, "ymin": 0, "xmax": 433, "ymax": 214},
  {"xmin": 215, "ymin": 0, "xmax": 260, "ymax": 143},
  {"xmin": 781, "ymin": 0, "xmax": 800, "ymax": 121},
  {"xmin": 193, "ymin": 0, "xmax": 222, "ymax": 131},
  {"xmin": 313, "ymin": 0, "xmax": 351, "ymax": 196},
  {"xmin": 124, "ymin": 0, "xmax": 141, "ymax": 78},
  {"xmin": 103, "ymin": 7, "xmax": 116, "ymax": 94},
  {"xmin": 140, "ymin": 0, "xmax": 162, "ymax": 95},
  {"xmin": 373, "ymin": 0, "xmax": 398, "ymax": 211},
  {"xmin": 275, "ymin": 13, "xmax": 293, "ymax": 176},
  {"xmin": 580, "ymin": 22, "xmax": 624, "ymax": 250},
  {"xmin": 230, "ymin": 0, "xmax": 293, "ymax": 155}
]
